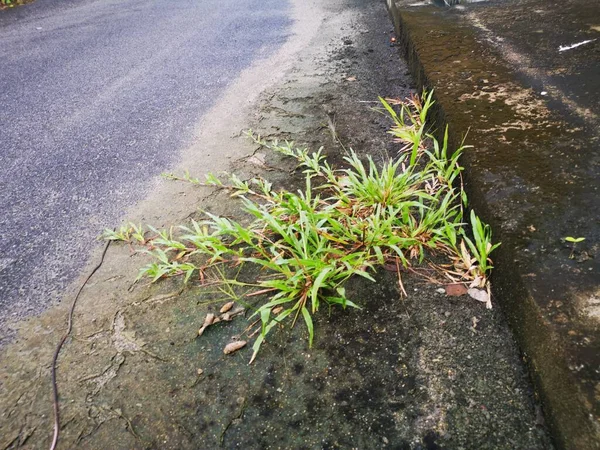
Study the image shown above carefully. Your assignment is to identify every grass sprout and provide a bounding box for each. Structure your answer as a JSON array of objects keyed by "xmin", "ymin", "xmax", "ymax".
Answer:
[{"xmin": 108, "ymin": 91, "xmax": 500, "ymax": 362}]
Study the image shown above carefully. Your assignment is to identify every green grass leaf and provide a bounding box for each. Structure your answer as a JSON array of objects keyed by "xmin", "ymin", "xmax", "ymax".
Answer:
[{"xmin": 301, "ymin": 306, "xmax": 314, "ymax": 348}]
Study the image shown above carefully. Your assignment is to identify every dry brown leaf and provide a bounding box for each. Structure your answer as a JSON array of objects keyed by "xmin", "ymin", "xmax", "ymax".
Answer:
[
  {"xmin": 223, "ymin": 341, "xmax": 247, "ymax": 355},
  {"xmin": 198, "ymin": 313, "xmax": 216, "ymax": 336},
  {"xmin": 469, "ymin": 276, "xmax": 484, "ymax": 289},
  {"xmin": 220, "ymin": 302, "xmax": 234, "ymax": 314},
  {"xmin": 467, "ymin": 288, "xmax": 489, "ymax": 304},
  {"xmin": 230, "ymin": 307, "xmax": 245, "ymax": 317},
  {"xmin": 445, "ymin": 283, "xmax": 468, "ymax": 296},
  {"xmin": 204, "ymin": 313, "xmax": 215, "ymax": 325}
]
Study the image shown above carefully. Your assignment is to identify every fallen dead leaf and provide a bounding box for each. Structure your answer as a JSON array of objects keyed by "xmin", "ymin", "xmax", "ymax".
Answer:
[
  {"xmin": 231, "ymin": 307, "xmax": 245, "ymax": 316},
  {"xmin": 220, "ymin": 302, "xmax": 235, "ymax": 314},
  {"xmin": 445, "ymin": 283, "xmax": 468, "ymax": 296},
  {"xmin": 468, "ymin": 288, "xmax": 489, "ymax": 304},
  {"xmin": 204, "ymin": 313, "xmax": 215, "ymax": 325},
  {"xmin": 223, "ymin": 341, "xmax": 247, "ymax": 355},
  {"xmin": 469, "ymin": 275, "xmax": 484, "ymax": 289},
  {"xmin": 198, "ymin": 313, "xmax": 215, "ymax": 336}
]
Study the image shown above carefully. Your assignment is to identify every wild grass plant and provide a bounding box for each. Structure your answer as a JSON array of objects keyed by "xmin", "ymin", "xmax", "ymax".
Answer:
[
  {"xmin": 104, "ymin": 91, "xmax": 499, "ymax": 362},
  {"xmin": 0, "ymin": 0, "xmax": 33, "ymax": 7}
]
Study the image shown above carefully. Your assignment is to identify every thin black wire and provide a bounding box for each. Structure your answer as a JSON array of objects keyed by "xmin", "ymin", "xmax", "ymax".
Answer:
[{"xmin": 49, "ymin": 238, "xmax": 112, "ymax": 450}]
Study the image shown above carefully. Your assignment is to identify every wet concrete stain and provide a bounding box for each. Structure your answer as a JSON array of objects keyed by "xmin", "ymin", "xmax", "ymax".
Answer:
[
  {"xmin": 389, "ymin": 0, "xmax": 599, "ymax": 447},
  {"xmin": 216, "ymin": 273, "xmax": 550, "ymax": 449}
]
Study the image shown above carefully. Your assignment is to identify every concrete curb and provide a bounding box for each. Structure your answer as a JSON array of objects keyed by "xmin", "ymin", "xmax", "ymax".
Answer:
[{"xmin": 384, "ymin": 1, "xmax": 600, "ymax": 449}]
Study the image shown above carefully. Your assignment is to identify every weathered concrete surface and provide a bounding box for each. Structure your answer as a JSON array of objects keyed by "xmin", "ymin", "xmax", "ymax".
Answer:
[
  {"xmin": 0, "ymin": 0, "xmax": 554, "ymax": 448},
  {"xmin": 386, "ymin": 0, "xmax": 600, "ymax": 448}
]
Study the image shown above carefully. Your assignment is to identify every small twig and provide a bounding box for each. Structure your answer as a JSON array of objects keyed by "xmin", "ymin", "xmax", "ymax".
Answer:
[
  {"xmin": 247, "ymin": 326, "xmax": 262, "ymax": 339},
  {"xmin": 396, "ymin": 257, "xmax": 408, "ymax": 298},
  {"xmin": 244, "ymin": 287, "xmax": 277, "ymax": 297},
  {"xmin": 407, "ymin": 266, "xmax": 441, "ymax": 285},
  {"xmin": 241, "ymin": 319, "xmax": 261, "ymax": 336}
]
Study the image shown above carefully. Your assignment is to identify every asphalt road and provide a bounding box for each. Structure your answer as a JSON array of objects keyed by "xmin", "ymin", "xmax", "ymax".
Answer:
[{"xmin": 0, "ymin": 0, "xmax": 291, "ymax": 342}]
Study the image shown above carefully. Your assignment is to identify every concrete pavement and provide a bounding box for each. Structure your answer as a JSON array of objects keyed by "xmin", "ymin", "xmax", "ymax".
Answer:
[{"xmin": 0, "ymin": 1, "xmax": 554, "ymax": 448}]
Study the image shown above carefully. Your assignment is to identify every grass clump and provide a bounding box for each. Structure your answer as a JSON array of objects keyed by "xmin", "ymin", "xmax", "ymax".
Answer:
[{"xmin": 105, "ymin": 91, "xmax": 499, "ymax": 362}]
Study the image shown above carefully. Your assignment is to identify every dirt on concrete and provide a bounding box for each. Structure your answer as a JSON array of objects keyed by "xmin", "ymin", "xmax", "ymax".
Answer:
[{"xmin": 0, "ymin": 0, "xmax": 553, "ymax": 448}]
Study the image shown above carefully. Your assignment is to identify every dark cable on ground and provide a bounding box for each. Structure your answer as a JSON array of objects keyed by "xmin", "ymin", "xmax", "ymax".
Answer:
[{"xmin": 49, "ymin": 238, "xmax": 112, "ymax": 450}]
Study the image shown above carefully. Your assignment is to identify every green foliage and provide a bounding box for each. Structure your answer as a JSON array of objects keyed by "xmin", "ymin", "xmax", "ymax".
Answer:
[
  {"xmin": 462, "ymin": 210, "xmax": 501, "ymax": 277},
  {"xmin": 565, "ymin": 236, "xmax": 585, "ymax": 259},
  {"xmin": 1, "ymin": 0, "xmax": 34, "ymax": 7},
  {"xmin": 105, "ymin": 91, "xmax": 500, "ymax": 362},
  {"xmin": 101, "ymin": 223, "xmax": 145, "ymax": 244},
  {"xmin": 565, "ymin": 236, "xmax": 585, "ymax": 244}
]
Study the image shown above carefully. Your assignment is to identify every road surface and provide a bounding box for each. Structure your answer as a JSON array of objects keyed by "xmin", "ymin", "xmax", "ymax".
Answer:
[{"xmin": 0, "ymin": 0, "xmax": 291, "ymax": 342}]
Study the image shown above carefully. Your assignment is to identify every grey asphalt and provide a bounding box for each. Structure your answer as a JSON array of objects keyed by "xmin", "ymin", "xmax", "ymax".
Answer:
[{"xmin": 0, "ymin": 0, "xmax": 291, "ymax": 342}]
